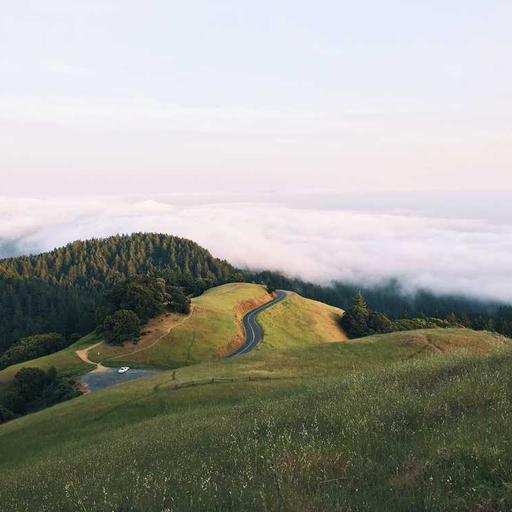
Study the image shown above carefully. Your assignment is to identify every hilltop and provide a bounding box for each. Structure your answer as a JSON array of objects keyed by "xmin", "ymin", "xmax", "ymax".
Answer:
[{"xmin": 0, "ymin": 233, "xmax": 242, "ymax": 352}]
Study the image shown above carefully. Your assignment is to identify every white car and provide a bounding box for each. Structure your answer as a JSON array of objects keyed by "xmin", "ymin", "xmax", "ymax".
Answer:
[{"xmin": 117, "ymin": 366, "xmax": 130, "ymax": 374}]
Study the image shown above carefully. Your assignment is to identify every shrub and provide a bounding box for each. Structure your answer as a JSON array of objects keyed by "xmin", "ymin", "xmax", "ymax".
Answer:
[
  {"xmin": 103, "ymin": 309, "xmax": 141, "ymax": 345},
  {"xmin": 0, "ymin": 333, "xmax": 67, "ymax": 370}
]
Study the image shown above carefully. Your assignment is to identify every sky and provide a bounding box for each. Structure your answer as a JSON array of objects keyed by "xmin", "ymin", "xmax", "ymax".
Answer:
[
  {"xmin": 1, "ymin": 2, "xmax": 512, "ymax": 301},
  {"xmin": 1, "ymin": 0, "xmax": 511, "ymax": 194}
]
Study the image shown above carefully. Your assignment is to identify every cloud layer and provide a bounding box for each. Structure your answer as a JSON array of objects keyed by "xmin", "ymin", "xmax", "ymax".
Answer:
[{"xmin": 1, "ymin": 195, "xmax": 511, "ymax": 303}]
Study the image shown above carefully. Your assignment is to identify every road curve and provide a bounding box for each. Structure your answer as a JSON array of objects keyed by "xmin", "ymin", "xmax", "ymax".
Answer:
[{"xmin": 229, "ymin": 290, "xmax": 291, "ymax": 357}]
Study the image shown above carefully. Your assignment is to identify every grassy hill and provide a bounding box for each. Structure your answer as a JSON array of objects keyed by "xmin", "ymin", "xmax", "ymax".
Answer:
[
  {"xmin": 90, "ymin": 282, "xmax": 271, "ymax": 368},
  {"xmin": 87, "ymin": 283, "xmax": 346, "ymax": 369},
  {"xmin": 0, "ymin": 328, "xmax": 510, "ymax": 511},
  {"xmin": 258, "ymin": 292, "xmax": 346, "ymax": 348},
  {"xmin": 0, "ymin": 283, "xmax": 346, "ymax": 382}
]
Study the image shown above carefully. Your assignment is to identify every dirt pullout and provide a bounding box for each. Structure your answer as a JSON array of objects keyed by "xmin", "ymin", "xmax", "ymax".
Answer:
[{"xmin": 220, "ymin": 293, "xmax": 273, "ymax": 356}]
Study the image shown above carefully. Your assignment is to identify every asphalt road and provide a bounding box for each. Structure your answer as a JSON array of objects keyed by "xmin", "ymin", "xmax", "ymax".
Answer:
[
  {"xmin": 79, "ymin": 368, "xmax": 161, "ymax": 393},
  {"xmin": 229, "ymin": 290, "xmax": 291, "ymax": 357}
]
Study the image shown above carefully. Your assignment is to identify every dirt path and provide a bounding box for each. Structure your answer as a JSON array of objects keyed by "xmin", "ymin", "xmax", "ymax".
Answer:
[{"xmin": 75, "ymin": 342, "xmax": 109, "ymax": 373}]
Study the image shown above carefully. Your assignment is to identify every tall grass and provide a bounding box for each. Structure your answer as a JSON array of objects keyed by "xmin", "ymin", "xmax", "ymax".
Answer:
[{"xmin": 1, "ymin": 350, "xmax": 511, "ymax": 511}]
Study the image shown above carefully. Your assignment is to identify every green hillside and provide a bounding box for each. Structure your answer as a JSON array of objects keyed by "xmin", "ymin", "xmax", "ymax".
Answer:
[
  {"xmin": 258, "ymin": 292, "xmax": 346, "ymax": 348},
  {"xmin": 0, "ymin": 328, "xmax": 510, "ymax": 511},
  {"xmin": 88, "ymin": 283, "xmax": 347, "ymax": 368},
  {"xmin": 90, "ymin": 282, "xmax": 271, "ymax": 368},
  {"xmin": 0, "ymin": 283, "xmax": 346, "ymax": 382},
  {"xmin": 0, "ymin": 233, "xmax": 241, "ymax": 352}
]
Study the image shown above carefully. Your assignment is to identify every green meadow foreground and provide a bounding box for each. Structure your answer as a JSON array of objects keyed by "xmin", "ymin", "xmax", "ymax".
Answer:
[{"xmin": 0, "ymin": 326, "xmax": 511, "ymax": 511}]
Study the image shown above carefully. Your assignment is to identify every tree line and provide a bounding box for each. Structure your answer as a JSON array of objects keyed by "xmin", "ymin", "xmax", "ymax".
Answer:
[{"xmin": 339, "ymin": 292, "xmax": 512, "ymax": 339}]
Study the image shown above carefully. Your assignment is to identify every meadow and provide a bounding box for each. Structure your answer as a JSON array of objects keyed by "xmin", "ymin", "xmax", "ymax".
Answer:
[{"xmin": 0, "ymin": 328, "xmax": 510, "ymax": 511}]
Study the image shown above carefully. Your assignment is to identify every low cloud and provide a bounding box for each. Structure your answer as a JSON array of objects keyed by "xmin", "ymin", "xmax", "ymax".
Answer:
[{"xmin": 1, "ymin": 195, "xmax": 512, "ymax": 303}]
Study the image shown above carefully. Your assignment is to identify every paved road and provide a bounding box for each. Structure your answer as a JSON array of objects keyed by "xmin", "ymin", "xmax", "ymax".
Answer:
[
  {"xmin": 229, "ymin": 290, "xmax": 291, "ymax": 357},
  {"xmin": 79, "ymin": 368, "xmax": 161, "ymax": 393}
]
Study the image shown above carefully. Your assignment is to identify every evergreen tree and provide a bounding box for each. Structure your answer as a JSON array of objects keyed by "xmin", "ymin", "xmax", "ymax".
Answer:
[{"xmin": 339, "ymin": 293, "xmax": 371, "ymax": 338}]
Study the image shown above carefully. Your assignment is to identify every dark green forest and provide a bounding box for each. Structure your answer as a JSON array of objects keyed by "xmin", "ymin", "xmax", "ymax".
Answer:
[{"xmin": 0, "ymin": 233, "xmax": 242, "ymax": 352}]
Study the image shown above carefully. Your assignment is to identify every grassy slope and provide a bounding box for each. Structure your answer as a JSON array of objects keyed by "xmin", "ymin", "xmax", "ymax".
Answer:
[
  {"xmin": 89, "ymin": 283, "xmax": 347, "ymax": 368},
  {"xmin": 0, "ymin": 283, "xmax": 346, "ymax": 384},
  {"xmin": 258, "ymin": 292, "xmax": 347, "ymax": 348},
  {"xmin": 0, "ymin": 333, "xmax": 97, "ymax": 389},
  {"xmin": 90, "ymin": 282, "xmax": 272, "ymax": 368},
  {"xmin": 0, "ymin": 329, "xmax": 510, "ymax": 511}
]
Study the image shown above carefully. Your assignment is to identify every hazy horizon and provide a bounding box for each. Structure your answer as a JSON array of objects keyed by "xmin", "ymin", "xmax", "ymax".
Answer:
[{"xmin": 2, "ymin": 190, "xmax": 512, "ymax": 303}]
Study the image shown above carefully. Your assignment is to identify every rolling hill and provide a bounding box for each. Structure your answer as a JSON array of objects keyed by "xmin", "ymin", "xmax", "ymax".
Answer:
[
  {"xmin": 2, "ymin": 237, "xmax": 511, "ymax": 511},
  {"xmin": 0, "ymin": 283, "xmax": 346, "ymax": 384},
  {"xmin": 0, "ymin": 328, "xmax": 510, "ymax": 511}
]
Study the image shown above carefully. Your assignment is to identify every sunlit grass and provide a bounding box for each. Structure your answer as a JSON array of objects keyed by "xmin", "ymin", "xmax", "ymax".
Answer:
[{"xmin": 0, "ymin": 329, "xmax": 510, "ymax": 511}]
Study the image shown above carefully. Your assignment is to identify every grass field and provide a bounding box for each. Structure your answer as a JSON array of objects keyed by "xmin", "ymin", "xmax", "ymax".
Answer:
[
  {"xmin": 258, "ymin": 292, "xmax": 347, "ymax": 348},
  {"xmin": 0, "ymin": 328, "xmax": 510, "ymax": 511}
]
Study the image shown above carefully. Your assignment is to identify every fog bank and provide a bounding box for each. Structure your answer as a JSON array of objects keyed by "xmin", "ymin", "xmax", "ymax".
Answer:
[{"xmin": 1, "ymin": 194, "xmax": 511, "ymax": 303}]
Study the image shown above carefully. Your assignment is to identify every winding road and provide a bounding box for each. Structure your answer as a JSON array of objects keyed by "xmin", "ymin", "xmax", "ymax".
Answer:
[{"xmin": 229, "ymin": 290, "xmax": 291, "ymax": 357}]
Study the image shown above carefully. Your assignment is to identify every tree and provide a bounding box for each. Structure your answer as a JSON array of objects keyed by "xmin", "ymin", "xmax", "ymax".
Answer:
[
  {"xmin": 167, "ymin": 286, "xmax": 191, "ymax": 314},
  {"xmin": 13, "ymin": 367, "xmax": 47, "ymax": 402},
  {"xmin": 103, "ymin": 309, "xmax": 141, "ymax": 345},
  {"xmin": 104, "ymin": 276, "xmax": 168, "ymax": 323},
  {"xmin": 266, "ymin": 283, "xmax": 276, "ymax": 294},
  {"xmin": 367, "ymin": 311, "xmax": 393, "ymax": 334},
  {"xmin": 0, "ymin": 366, "xmax": 81, "ymax": 424},
  {"xmin": 339, "ymin": 293, "xmax": 371, "ymax": 338},
  {"xmin": 1, "ymin": 390, "xmax": 26, "ymax": 415}
]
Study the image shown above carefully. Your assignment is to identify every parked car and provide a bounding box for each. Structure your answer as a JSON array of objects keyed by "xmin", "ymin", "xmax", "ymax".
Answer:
[{"xmin": 118, "ymin": 366, "xmax": 130, "ymax": 374}]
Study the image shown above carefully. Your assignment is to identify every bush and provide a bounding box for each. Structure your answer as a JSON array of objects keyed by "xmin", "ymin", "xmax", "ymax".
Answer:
[
  {"xmin": 0, "ymin": 405, "xmax": 15, "ymax": 424},
  {"xmin": 0, "ymin": 366, "xmax": 81, "ymax": 424},
  {"xmin": 13, "ymin": 367, "xmax": 48, "ymax": 402},
  {"xmin": 103, "ymin": 309, "xmax": 141, "ymax": 345},
  {"xmin": 0, "ymin": 333, "xmax": 67, "ymax": 370}
]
